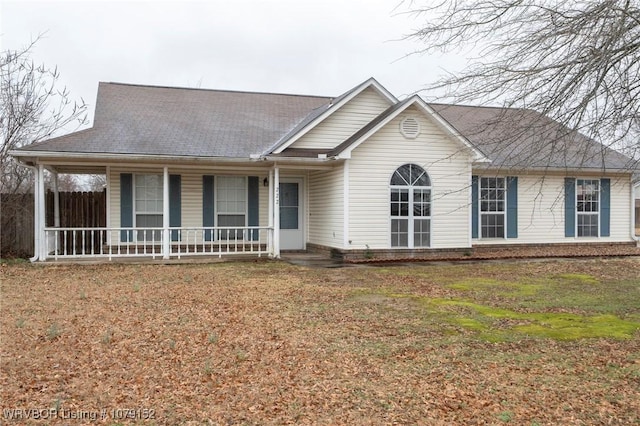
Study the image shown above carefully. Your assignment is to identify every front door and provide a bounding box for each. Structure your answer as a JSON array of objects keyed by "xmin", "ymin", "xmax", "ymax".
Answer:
[{"xmin": 279, "ymin": 179, "xmax": 304, "ymax": 250}]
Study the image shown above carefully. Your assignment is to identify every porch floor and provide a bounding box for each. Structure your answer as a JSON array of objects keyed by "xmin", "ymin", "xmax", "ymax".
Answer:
[{"xmin": 40, "ymin": 251, "xmax": 348, "ymax": 267}]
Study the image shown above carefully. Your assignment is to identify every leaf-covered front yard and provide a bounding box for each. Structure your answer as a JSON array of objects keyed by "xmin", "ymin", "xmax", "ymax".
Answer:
[{"xmin": 1, "ymin": 258, "xmax": 639, "ymax": 424}]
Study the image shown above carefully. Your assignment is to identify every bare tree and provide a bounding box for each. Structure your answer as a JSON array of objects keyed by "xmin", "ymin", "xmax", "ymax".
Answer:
[
  {"xmin": 1, "ymin": 37, "xmax": 87, "ymax": 194},
  {"xmin": 401, "ymin": 0, "xmax": 640, "ymax": 159},
  {"xmin": 0, "ymin": 37, "xmax": 87, "ymax": 257},
  {"xmin": 85, "ymin": 174, "xmax": 107, "ymax": 192}
]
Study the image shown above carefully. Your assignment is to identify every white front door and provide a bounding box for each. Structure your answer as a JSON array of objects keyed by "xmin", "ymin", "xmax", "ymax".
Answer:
[{"xmin": 279, "ymin": 179, "xmax": 304, "ymax": 250}]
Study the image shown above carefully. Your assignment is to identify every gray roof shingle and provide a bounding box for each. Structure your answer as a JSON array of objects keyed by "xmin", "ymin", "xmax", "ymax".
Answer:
[
  {"xmin": 21, "ymin": 82, "xmax": 331, "ymax": 158},
  {"xmin": 430, "ymin": 104, "xmax": 634, "ymax": 171},
  {"xmin": 17, "ymin": 81, "xmax": 635, "ymax": 172}
]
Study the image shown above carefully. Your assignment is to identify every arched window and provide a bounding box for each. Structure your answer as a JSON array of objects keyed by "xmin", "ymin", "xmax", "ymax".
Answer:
[{"xmin": 390, "ymin": 164, "xmax": 431, "ymax": 248}]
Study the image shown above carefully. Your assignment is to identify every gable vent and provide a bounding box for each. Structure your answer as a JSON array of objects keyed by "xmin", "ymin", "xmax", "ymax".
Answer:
[{"xmin": 400, "ymin": 117, "xmax": 420, "ymax": 139}]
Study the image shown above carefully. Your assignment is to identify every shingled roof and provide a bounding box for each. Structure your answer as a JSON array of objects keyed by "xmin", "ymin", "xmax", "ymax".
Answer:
[
  {"xmin": 20, "ymin": 82, "xmax": 331, "ymax": 158},
  {"xmin": 430, "ymin": 104, "xmax": 634, "ymax": 171},
  {"xmin": 15, "ymin": 80, "xmax": 634, "ymax": 172}
]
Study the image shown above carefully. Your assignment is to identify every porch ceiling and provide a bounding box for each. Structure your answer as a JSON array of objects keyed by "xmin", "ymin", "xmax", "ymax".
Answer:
[{"xmin": 20, "ymin": 151, "xmax": 342, "ymax": 173}]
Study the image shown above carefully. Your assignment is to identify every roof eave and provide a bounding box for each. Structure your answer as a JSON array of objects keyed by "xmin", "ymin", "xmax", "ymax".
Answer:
[
  {"xmin": 10, "ymin": 150, "xmax": 265, "ymax": 163},
  {"xmin": 10, "ymin": 149, "xmax": 342, "ymax": 168},
  {"xmin": 473, "ymin": 163, "xmax": 635, "ymax": 175}
]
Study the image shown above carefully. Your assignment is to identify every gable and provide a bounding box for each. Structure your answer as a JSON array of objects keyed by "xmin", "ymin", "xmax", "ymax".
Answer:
[
  {"xmin": 287, "ymin": 87, "xmax": 393, "ymax": 151},
  {"xmin": 350, "ymin": 105, "xmax": 477, "ymax": 163},
  {"xmin": 332, "ymin": 96, "xmax": 487, "ymax": 162}
]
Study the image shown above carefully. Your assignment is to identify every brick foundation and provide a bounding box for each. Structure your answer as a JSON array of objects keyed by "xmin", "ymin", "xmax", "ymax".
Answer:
[{"xmin": 306, "ymin": 242, "xmax": 640, "ymax": 263}]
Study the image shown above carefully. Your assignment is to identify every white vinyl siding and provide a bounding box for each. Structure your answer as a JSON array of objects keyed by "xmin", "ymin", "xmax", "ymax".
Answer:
[
  {"xmin": 308, "ymin": 166, "xmax": 344, "ymax": 248},
  {"xmin": 291, "ymin": 87, "xmax": 391, "ymax": 150},
  {"xmin": 348, "ymin": 106, "xmax": 473, "ymax": 250},
  {"xmin": 108, "ymin": 170, "xmax": 121, "ymax": 229},
  {"xmin": 181, "ymin": 173, "xmax": 204, "ymax": 236},
  {"xmin": 473, "ymin": 174, "xmax": 633, "ymax": 245}
]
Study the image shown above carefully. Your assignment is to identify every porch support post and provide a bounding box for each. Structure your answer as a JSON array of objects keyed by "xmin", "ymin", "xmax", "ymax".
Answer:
[
  {"xmin": 343, "ymin": 159, "xmax": 350, "ymax": 249},
  {"xmin": 53, "ymin": 172, "xmax": 60, "ymax": 228},
  {"xmin": 162, "ymin": 166, "xmax": 170, "ymax": 259},
  {"xmin": 30, "ymin": 165, "xmax": 41, "ymax": 262},
  {"xmin": 273, "ymin": 165, "xmax": 280, "ymax": 258},
  {"xmin": 37, "ymin": 163, "xmax": 46, "ymax": 260},
  {"xmin": 268, "ymin": 168, "xmax": 274, "ymax": 256}
]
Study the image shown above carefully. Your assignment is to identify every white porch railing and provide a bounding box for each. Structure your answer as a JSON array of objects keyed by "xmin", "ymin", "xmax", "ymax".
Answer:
[{"xmin": 43, "ymin": 226, "xmax": 273, "ymax": 261}]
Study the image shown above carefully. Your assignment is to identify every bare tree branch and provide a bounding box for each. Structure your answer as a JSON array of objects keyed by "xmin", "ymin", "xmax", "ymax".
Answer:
[
  {"xmin": 1, "ymin": 37, "xmax": 88, "ymax": 257},
  {"xmin": 0, "ymin": 36, "xmax": 88, "ymax": 194},
  {"xmin": 401, "ymin": 0, "xmax": 640, "ymax": 162}
]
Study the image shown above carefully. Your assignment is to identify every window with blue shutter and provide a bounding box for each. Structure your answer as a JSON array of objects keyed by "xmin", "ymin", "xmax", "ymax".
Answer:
[
  {"xmin": 248, "ymin": 176, "xmax": 259, "ymax": 241},
  {"xmin": 169, "ymin": 175, "xmax": 181, "ymax": 241},
  {"xmin": 506, "ymin": 176, "xmax": 518, "ymax": 238},
  {"xmin": 120, "ymin": 173, "xmax": 133, "ymax": 242},
  {"xmin": 565, "ymin": 178, "xmax": 576, "ymax": 237},
  {"xmin": 600, "ymin": 178, "xmax": 610, "ymax": 237},
  {"xmin": 203, "ymin": 176, "xmax": 215, "ymax": 241},
  {"xmin": 471, "ymin": 176, "xmax": 479, "ymax": 239}
]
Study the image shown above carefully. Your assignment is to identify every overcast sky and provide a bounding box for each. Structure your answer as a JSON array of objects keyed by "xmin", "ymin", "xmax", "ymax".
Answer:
[{"xmin": 1, "ymin": 0, "xmax": 467, "ymax": 127}]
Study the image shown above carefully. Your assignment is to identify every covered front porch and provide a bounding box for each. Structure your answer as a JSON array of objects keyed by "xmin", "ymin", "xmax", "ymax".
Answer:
[{"xmin": 25, "ymin": 155, "xmax": 343, "ymax": 262}]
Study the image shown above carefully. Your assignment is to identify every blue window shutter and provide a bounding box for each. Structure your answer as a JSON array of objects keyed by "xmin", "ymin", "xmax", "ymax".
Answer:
[
  {"xmin": 248, "ymin": 176, "xmax": 259, "ymax": 241},
  {"xmin": 506, "ymin": 176, "xmax": 518, "ymax": 238},
  {"xmin": 565, "ymin": 178, "xmax": 576, "ymax": 237},
  {"xmin": 203, "ymin": 176, "xmax": 214, "ymax": 241},
  {"xmin": 600, "ymin": 178, "xmax": 610, "ymax": 237},
  {"xmin": 120, "ymin": 173, "xmax": 133, "ymax": 242},
  {"xmin": 471, "ymin": 176, "xmax": 479, "ymax": 239},
  {"xmin": 169, "ymin": 175, "xmax": 181, "ymax": 241}
]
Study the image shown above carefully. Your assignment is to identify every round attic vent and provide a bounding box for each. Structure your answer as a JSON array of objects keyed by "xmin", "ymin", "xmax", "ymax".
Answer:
[{"xmin": 400, "ymin": 117, "xmax": 420, "ymax": 139}]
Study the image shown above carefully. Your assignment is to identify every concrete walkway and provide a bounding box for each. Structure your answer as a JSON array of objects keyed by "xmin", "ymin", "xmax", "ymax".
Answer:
[{"xmin": 280, "ymin": 252, "xmax": 350, "ymax": 268}]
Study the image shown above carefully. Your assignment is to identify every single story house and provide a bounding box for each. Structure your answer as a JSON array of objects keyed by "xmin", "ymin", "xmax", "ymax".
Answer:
[{"xmin": 10, "ymin": 78, "xmax": 638, "ymax": 261}]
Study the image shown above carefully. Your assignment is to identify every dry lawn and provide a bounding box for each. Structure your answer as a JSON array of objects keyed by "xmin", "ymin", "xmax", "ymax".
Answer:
[{"xmin": 1, "ymin": 258, "xmax": 640, "ymax": 425}]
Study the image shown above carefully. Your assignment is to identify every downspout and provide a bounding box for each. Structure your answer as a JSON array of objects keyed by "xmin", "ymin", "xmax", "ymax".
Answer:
[
  {"xmin": 632, "ymin": 181, "xmax": 639, "ymax": 243},
  {"xmin": 268, "ymin": 168, "xmax": 274, "ymax": 257}
]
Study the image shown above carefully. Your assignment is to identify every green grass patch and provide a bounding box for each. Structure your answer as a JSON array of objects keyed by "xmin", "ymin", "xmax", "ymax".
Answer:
[
  {"xmin": 555, "ymin": 273, "xmax": 599, "ymax": 284},
  {"xmin": 449, "ymin": 278, "xmax": 542, "ymax": 297},
  {"xmin": 354, "ymin": 272, "xmax": 640, "ymax": 341}
]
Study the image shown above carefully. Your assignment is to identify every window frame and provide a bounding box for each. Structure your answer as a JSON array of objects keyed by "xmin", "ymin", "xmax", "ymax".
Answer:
[
  {"xmin": 215, "ymin": 176, "xmax": 248, "ymax": 240},
  {"xmin": 478, "ymin": 177, "xmax": 506, "ymax": 239},
  {"xmin": 575, "ymin": 178, "xmax": 600, "ymax": 237},
  {"xmin": 389, "ymin": 164, "xmax": 432, "ymax": 249},
  {"xmin": 133, "ymin": 173, "xmax": 164, "ymax": 241}
]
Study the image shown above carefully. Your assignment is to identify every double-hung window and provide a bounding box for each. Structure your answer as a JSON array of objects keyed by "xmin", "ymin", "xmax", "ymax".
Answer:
[
  {"xmin": 479, "ymin": 177, "xmax": 505, "ymax": 238},
  {"xmin": 135, "ymin": 174, "xmax": 163, "ymax": 241},
  {"xmin": 216, "ymin": 176, "xmax": 246, "ymax": 239},
  {"xmin": 576, "ymin": 179, "xmax": 599, "ymax": 237},
  {"xmin": 390, "ymin": 164, "xmax": 431, "ymax": 248}
]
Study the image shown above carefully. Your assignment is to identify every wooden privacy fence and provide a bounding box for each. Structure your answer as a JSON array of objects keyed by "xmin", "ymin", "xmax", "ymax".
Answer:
[
  {"xmin": 46, "ymin": 190, "xmax": 107, "ymax": 256},
  {"xmin": 0, "ymin": 190, "xmax": 106, "ymax": 257},
  {"xmin": 1, "ymin": 193, "xmax": 34, "ymax": 257}
]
